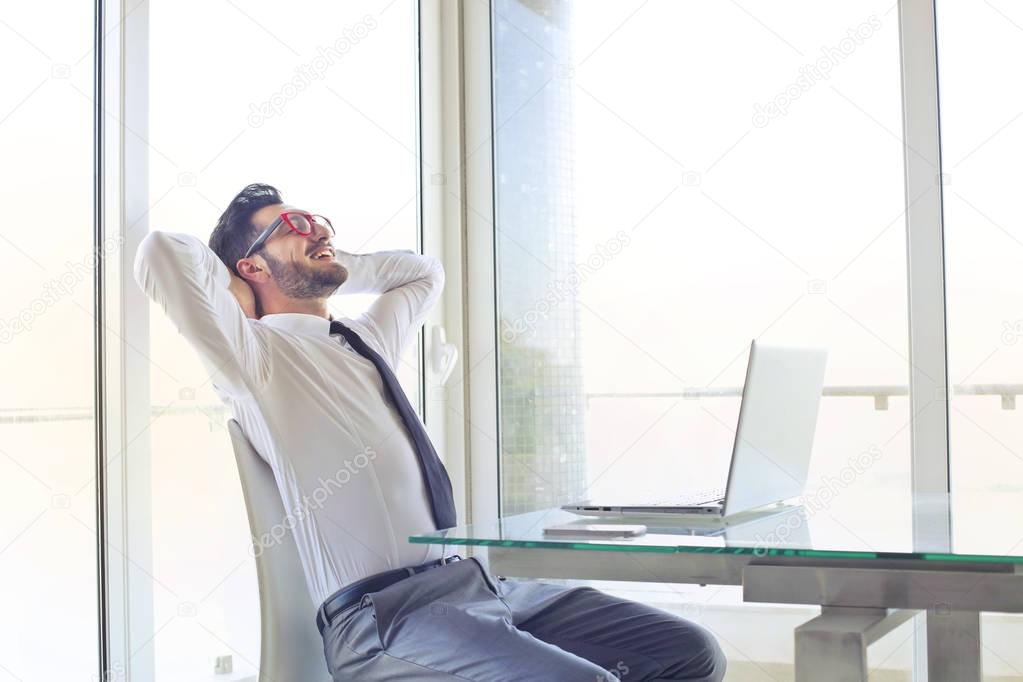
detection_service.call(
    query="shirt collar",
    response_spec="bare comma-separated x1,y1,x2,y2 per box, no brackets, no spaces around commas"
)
259,312,333,337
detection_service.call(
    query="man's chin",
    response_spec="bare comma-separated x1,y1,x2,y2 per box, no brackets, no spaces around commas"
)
316,263,348,297
327,265,348,289
327,262,348,278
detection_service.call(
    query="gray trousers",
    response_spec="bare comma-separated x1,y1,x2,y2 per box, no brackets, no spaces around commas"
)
319,556,726,681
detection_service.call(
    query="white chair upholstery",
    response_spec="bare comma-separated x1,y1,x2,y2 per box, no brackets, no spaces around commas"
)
227,419,332,682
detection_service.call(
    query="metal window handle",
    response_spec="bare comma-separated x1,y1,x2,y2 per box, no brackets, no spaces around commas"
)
430,326,458,385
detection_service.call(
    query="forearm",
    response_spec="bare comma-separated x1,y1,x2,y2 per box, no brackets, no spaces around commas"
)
134,231,231,334
133,230,268,394
335,250,444,297
228,271,258,319
335,249,445,367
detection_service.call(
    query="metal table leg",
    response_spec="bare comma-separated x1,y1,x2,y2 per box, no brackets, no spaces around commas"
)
794,607,915,682
925,608,982,682
742,561,1016,682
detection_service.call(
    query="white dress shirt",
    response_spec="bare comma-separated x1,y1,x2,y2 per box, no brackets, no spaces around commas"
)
133,230,447,605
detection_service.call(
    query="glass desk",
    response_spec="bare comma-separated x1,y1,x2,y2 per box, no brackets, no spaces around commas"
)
411,496,1023,682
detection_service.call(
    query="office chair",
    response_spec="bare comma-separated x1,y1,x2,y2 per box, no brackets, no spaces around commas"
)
228,419,333,682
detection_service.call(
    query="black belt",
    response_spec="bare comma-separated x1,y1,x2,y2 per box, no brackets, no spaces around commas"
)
316,554,463,635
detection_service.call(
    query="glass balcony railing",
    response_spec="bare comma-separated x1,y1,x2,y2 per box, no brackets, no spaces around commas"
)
5,382,1021,426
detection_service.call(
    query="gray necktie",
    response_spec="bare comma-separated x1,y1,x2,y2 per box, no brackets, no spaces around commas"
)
329,319,457,530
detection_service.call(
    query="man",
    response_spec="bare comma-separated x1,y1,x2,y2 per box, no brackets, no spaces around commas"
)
134,183,726,681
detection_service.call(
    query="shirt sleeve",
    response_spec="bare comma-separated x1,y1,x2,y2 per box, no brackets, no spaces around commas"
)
133,230,271,398
334,250,445,370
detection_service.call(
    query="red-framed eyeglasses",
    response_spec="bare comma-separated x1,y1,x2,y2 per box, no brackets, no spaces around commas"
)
245,211,335,258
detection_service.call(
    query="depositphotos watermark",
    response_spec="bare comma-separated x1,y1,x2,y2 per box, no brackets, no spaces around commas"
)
93,662,126,682
250,446,377,557
599,660,631,681
0,234,125,344
752,444,883,555
1001,319,1023,345
247,15,378,128
752,15,882,128
500,230,632,343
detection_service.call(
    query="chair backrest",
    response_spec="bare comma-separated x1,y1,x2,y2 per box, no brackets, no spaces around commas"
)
227,419,332,682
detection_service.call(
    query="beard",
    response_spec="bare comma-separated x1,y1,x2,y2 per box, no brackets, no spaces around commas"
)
263,252,348,299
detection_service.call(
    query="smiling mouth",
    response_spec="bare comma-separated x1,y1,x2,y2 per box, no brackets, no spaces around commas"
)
309,246,335,260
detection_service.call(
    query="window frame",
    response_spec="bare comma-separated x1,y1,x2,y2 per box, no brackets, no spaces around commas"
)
452,0,503,530
99,1,441,680
97,0,157,678
899,0,952,550
453,0,953,541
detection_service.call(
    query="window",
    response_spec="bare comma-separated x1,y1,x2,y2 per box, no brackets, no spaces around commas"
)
938,1,1023,500
494,0,911,532
0,2,98,680
136,1,421,677
491,0,916,675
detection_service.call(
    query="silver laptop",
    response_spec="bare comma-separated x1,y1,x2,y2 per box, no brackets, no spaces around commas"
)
561,340,827,519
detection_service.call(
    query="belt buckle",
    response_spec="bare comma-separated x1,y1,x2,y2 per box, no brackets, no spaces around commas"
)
409,555,461,578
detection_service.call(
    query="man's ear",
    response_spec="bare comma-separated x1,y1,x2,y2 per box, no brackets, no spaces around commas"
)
235,256,271,286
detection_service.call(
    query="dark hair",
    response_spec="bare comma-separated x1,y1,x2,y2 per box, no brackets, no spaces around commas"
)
208,183,283,276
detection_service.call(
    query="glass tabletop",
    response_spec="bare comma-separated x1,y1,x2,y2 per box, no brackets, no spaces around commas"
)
410,491,1023,564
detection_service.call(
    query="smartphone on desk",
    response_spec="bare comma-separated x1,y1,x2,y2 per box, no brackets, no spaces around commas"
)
543,523,647,538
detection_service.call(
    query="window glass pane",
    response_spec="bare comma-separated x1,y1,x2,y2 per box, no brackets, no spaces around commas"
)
495,0,910,520
494,0,912,674
0,2,98,680
939,2,1023,498
143,1,419,678
937,4,1023,677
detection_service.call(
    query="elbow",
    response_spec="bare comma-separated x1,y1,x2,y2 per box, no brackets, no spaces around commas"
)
133,231,171,292
425,256,446,311
427,254,446,290
133,230,202,296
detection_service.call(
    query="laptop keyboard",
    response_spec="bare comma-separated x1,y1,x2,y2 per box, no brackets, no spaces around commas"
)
647,487,726,507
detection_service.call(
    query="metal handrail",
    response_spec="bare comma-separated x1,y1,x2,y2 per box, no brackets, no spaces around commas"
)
585,384,1023,410
0,402,230,424
3,383,1022,424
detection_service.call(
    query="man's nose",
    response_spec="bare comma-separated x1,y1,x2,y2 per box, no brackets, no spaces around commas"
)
310,220,331,241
